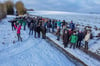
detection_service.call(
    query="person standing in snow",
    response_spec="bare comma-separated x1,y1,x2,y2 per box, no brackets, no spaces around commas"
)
51,20,55,32
14,23,22,41
56,26,61,41
68,29,73,40
9,19,16,31
36,23,41,38
29,22,34,35
41,25,46,39
62,20,66,28
47,21,51,32
76,31,84,48
84,31,91,50
34,22,38,38
22,18,26,30
56,20,62,28
62,29,69,48
69,31,78,49
69,21,75,31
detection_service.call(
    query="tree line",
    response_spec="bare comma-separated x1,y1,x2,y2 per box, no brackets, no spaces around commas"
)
0,1,26,20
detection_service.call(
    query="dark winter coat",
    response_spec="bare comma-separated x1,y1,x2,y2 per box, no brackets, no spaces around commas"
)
77,32,84,41
69,23,75,30
68,30,73,37
29,23,34,30
56,28,61,36
47,22,51,28
33,23,37,31
52,21,55,28
41,26,46,34
63,32,69,43
36,25,41,33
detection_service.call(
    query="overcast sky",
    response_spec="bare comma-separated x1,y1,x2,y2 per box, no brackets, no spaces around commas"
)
6,0,100,13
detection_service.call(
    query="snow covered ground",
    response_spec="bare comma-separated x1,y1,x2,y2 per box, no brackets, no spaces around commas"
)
46,33,100,66
28,11,100,56
0,16,75,66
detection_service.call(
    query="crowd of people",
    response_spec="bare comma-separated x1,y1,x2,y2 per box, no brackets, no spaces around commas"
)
9,15,93,50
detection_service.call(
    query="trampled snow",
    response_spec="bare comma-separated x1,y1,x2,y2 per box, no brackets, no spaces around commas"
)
0,16,75,66
46,33,100,66
28,11,100,56
0,11,100,66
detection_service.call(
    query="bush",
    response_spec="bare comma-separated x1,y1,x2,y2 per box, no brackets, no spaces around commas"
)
15,1,26,15
0,3,7,20
5,1,14,15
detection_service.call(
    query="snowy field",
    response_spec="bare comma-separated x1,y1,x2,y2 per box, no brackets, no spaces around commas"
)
28,11,100,56
0,16,75,66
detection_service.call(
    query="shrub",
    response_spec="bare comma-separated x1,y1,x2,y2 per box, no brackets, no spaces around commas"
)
15,1,26,15
5,1,14,15
0,3,7,20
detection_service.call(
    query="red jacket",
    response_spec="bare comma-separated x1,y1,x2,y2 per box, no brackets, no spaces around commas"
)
14,25,21,34
69,30,73,37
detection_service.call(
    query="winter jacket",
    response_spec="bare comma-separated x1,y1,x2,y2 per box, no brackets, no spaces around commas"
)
41,26,46,34
37,25,41,33
63,32,69,43
34,23,37,31
47,22,51,28
29,23,34,30
69,23,75,30
14,24,21,34
52,21,55,28
56,28,61,36
22,21,26,26
56,21,61,27
84,33,90,42
78,32,84,41
18,19,23,25
68,30,73,37
69,34,78,44
44,22,47,27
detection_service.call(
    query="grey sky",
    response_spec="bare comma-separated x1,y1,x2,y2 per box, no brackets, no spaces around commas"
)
13,0,100,13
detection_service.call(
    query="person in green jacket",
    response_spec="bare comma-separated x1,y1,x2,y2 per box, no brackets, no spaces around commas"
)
69,32,78,49
56,20,62,28
18,19,23,26
22,20,26,30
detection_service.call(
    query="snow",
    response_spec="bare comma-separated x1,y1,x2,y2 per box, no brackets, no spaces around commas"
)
0,10,100,66
28,11,100,56
0,16,75,66
46,33,100,66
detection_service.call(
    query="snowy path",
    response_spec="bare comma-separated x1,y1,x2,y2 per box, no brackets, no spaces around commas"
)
0,16,75,66
46,33,100,66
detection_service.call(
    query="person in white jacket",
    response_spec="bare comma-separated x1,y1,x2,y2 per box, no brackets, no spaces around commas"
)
84,31,91,50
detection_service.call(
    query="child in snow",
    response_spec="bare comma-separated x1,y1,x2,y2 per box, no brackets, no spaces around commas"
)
14,23,22,41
